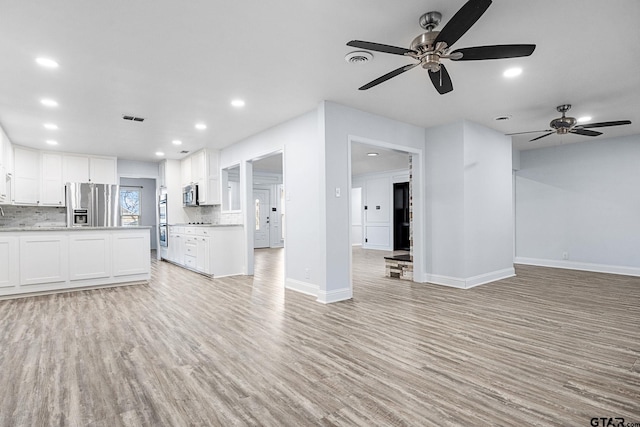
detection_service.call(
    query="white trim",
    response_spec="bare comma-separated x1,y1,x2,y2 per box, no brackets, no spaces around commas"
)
285,278,318,297
514,257,640,277
424,267,516,289
317,287,352,304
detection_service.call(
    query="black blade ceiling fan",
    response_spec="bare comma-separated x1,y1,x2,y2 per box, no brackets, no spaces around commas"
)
346,0,536,94
508,104,632,142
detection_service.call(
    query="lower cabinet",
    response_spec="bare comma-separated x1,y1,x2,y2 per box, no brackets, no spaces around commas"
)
0,237,19,290
69,234,111,281
20,235,69,286
162,226,242,277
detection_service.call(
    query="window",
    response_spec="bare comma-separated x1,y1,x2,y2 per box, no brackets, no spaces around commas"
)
120,187,141,226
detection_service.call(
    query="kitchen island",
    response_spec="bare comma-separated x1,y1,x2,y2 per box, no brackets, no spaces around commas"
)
0,226,151,299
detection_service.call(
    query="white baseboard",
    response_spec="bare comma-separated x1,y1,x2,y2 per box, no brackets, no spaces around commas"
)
285,278,318,297
424,267,516,289
514,257,640,277
317,287,353,304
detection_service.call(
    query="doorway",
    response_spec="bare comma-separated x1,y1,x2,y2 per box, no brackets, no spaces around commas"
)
253,188,270,248
393,182,410,251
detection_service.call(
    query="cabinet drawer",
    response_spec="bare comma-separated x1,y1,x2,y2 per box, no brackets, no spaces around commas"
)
185,227,195,235
196,228,212,237
184,255,196,268
184,243,196,255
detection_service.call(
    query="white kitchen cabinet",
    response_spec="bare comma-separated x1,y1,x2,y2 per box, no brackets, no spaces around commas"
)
178,149,220,205
158,160,166,187
181,157,191,186
195,235,210,273
13,147,40,205
112,231,150,276
62,154,117,184
19,235,68,286
90,156,117,184
62,154,90,183
0,237,19,291
69,234,111,281
162,225,242,277
0,129,8,203
40,152,65,206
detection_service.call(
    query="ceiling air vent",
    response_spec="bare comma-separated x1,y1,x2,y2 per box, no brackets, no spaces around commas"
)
180,150,190,154
494,115,512,121
345,51,373,64
122,114,145,122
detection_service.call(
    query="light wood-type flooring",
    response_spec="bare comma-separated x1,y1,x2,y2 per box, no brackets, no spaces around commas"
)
1,248,639,426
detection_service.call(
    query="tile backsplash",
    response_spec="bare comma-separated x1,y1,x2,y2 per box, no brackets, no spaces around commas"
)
182,205,243,225
0,205,66,227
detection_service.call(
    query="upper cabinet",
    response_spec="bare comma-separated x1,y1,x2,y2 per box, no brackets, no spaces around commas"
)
0,128,12,203
62,154,117,184
13,147,40,205
41,152,64,206
11,145,118,206
180,149,220,205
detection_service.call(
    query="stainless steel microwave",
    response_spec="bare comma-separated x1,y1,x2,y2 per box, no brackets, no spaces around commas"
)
183,184,198,206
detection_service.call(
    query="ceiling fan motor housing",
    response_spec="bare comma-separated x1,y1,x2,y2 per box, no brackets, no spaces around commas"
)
550,116,576,134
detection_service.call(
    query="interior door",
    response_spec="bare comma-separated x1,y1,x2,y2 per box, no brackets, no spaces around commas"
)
253,188,270,248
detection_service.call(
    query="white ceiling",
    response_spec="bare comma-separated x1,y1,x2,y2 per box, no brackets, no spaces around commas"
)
1,1,639,162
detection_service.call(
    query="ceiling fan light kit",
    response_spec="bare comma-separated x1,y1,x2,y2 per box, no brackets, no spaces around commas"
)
346,0,536,94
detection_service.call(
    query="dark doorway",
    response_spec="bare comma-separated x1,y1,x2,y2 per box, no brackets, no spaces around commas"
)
393,182,410,251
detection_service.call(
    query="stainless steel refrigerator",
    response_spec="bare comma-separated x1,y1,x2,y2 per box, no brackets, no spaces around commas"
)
66,183,121,227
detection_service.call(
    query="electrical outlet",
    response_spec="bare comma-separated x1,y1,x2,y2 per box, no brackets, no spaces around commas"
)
562,252,569,260
335,187,341,198
305,268,310,279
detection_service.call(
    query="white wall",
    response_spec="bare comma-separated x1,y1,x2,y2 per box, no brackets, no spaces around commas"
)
219,109,321,293
323,101,426,302
424,120,514,287
515,134,640,276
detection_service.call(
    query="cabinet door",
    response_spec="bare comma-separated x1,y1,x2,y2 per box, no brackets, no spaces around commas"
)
41,152,65,206
69,234,111,281
0,164,7,202
181,157,192,186
0,237,19,291
196,236,210,273
19,235,68,286
63,154,90,183
90,157,117,184
112,232,150,276
14,147,40,205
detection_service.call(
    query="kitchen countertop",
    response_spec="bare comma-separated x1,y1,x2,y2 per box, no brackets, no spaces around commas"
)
0,226,153,232
169,223,243,227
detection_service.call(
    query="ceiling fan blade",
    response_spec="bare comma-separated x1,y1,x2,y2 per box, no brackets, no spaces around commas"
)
579,120,631,129
506,129,552,136
529,132,555,142
347,40,416,56
434,0,492,47
450,44,536,61
571,128,602,137
358,63,419,90
429,65,453,94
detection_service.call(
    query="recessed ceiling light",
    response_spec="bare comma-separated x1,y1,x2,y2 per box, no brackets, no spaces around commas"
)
43,123,58,130
195,123,207,130
40,98,58,107
503,67,522,78
35,57,59,68
577,116,592,123
45,140,58,146
231,99,245,108
172,140,182,145
367,152,379,157
155,151,165,156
